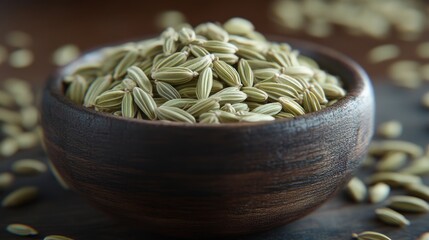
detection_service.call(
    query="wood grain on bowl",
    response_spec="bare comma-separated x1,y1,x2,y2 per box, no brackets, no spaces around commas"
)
41,38,374,238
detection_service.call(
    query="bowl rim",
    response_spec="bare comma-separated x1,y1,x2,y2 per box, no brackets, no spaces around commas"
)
45,35,371,129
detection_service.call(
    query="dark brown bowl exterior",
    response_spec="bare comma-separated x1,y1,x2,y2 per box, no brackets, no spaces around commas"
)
41,37,374,238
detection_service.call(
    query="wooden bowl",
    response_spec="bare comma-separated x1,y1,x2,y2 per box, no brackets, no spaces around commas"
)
41,37,374,238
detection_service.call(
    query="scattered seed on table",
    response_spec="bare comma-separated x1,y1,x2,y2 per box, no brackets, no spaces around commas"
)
12,159,47,175
52,44,80,66
418,232,429,240
271,0,425,40
368,44,400,63
361,155,375,168
388,195,429,213
369,140,423,159
377,120,402,139
223,17,254,35
47,160,69,190
406,183,429,201
305,19,332,38
44,235,74,240
369,182,390,203
368,172,422,187
375,207,410,227
400,156,429,175
63,18,347,123
388,60,421,89
0,138,19,157
420,63,429,81
422,92,429,109
155,10,187,29
8,49,34,68
5,31,32,47
376,152,407,172
14,132,39,149
20,106,39,129
417,42,429,58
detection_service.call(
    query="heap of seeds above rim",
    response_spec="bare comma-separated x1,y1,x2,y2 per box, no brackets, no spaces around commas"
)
62,18,346,123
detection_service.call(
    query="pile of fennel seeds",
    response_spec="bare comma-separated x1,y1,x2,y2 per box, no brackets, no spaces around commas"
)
63,18,346,123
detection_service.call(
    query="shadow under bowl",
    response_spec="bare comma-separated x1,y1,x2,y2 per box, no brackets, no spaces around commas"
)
41,36,374,238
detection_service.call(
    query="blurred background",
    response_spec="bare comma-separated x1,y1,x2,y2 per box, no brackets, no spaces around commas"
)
1,0,429,239
0,0,428,85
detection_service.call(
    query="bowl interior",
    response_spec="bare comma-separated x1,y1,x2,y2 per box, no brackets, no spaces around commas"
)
47,36,370,128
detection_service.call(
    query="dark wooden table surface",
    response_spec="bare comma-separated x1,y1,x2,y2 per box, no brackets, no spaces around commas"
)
0,1,429,239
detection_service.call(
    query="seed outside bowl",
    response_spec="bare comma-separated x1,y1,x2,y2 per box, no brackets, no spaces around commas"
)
41,37,374,238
